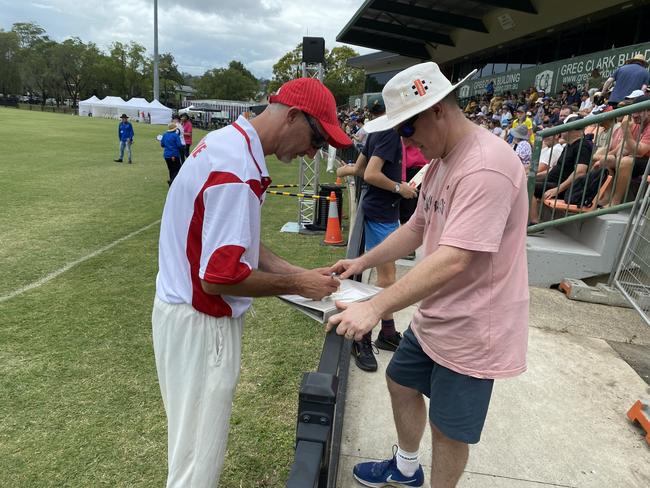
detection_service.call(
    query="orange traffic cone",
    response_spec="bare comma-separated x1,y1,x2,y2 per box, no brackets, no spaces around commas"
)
324,191,343,245
335,175,343,185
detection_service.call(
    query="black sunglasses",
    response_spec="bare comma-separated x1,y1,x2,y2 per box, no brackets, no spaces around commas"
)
396,113,419,138
303,112,328,150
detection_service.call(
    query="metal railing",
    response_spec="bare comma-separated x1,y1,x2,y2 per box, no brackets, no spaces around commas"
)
285,328,352,488
285,182,365,488
527,99,650,234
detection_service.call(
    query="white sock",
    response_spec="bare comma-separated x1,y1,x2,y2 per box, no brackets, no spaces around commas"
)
396,446,419,477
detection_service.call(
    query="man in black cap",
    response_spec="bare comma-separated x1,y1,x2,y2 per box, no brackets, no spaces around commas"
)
115,114,134,163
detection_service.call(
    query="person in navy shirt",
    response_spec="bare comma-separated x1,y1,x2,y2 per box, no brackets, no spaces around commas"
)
336,102,417,372
114,113,134,163
160,122,185,185
603,54,650,108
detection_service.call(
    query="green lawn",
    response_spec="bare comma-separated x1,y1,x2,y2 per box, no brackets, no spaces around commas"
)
0,107,347,487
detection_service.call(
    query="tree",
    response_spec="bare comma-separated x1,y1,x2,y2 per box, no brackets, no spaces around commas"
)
323,46,364,105
268,44,303,93
11,22,47,49
51,38,101,106
125,42,148,98
156,52,184,106
269,43,363,104
19,37,59,103
196,60,259,101
0,30,22,95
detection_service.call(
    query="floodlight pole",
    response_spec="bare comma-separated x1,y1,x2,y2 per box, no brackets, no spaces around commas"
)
153,0,160,101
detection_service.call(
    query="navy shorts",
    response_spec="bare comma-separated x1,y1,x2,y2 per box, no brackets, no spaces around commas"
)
386,327,494,444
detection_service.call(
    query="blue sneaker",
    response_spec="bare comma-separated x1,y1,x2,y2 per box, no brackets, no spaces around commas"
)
353,451,424,487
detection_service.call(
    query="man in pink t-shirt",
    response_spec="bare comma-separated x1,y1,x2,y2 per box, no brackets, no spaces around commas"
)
327,62,528,488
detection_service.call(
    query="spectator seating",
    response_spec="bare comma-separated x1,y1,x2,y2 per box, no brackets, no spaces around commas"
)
543,175,612,213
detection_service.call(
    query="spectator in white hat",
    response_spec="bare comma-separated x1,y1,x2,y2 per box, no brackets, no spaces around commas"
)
327,61,529,488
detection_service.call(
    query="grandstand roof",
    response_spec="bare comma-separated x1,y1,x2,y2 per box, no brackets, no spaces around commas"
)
337,0,645,70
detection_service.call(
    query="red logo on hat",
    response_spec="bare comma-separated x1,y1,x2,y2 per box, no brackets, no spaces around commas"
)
412,79,428,97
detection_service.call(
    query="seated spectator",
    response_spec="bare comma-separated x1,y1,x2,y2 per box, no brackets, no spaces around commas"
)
533,99,545,125
542,97,553,117
559,89,569,105
537,134,566,179
593,100,632,166
566,84,581,106
479,97,489,115
548,105,561,126
511,105,534,144
464,98,478,114
587,68,605,93
587,105,615,152
557,106,575,144
510,124,532,167
489,95,503,114
529,114,592,224
600,94,650,206
500,105,513,127
603,54,649,108
352,116,367,152
489,117,504,138
579,92,593,112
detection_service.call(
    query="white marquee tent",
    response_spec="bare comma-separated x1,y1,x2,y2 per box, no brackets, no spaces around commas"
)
92,96,128,119
78,96,172,124
122,97,151,122
148,99,173,125
78,95,100,116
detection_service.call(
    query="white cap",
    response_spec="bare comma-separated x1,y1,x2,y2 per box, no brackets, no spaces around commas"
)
363,62,477,133
626,89,645,99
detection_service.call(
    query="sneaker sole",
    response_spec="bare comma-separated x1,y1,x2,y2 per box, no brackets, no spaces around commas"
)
375,339,398,352
354,357,378,372
353,473,423,487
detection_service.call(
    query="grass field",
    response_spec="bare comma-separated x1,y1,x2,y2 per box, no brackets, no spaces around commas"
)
0,107,347,487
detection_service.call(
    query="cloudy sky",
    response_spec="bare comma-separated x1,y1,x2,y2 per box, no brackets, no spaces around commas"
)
1,0,374,79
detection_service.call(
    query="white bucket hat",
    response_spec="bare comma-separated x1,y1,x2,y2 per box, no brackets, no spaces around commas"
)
363,62,477,133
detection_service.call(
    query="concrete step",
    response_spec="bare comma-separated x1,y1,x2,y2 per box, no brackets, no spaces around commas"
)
561,211,629,255
527,212,630,287
527,228,603,286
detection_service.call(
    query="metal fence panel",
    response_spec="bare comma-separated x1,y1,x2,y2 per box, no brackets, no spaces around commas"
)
613,182,650,326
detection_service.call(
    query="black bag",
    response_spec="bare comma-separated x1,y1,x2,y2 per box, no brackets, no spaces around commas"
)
565,169,607,206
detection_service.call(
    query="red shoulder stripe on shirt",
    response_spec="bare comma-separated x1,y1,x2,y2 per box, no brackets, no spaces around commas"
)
186,171,260,317
204,245,252,284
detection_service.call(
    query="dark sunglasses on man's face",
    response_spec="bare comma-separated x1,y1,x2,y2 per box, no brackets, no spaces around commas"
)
303,112,328,150
396,113,419,138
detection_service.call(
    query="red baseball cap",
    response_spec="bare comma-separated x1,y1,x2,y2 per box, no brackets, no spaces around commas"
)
269,78,352,149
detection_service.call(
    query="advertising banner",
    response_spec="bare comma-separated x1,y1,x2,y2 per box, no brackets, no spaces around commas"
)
457,41,650,99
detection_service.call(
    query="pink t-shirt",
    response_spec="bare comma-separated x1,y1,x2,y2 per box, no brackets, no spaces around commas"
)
183,120,193,145
405,127,529,379
401,144,429,181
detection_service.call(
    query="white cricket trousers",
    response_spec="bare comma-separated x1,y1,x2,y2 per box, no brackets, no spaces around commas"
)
152,296,244,488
